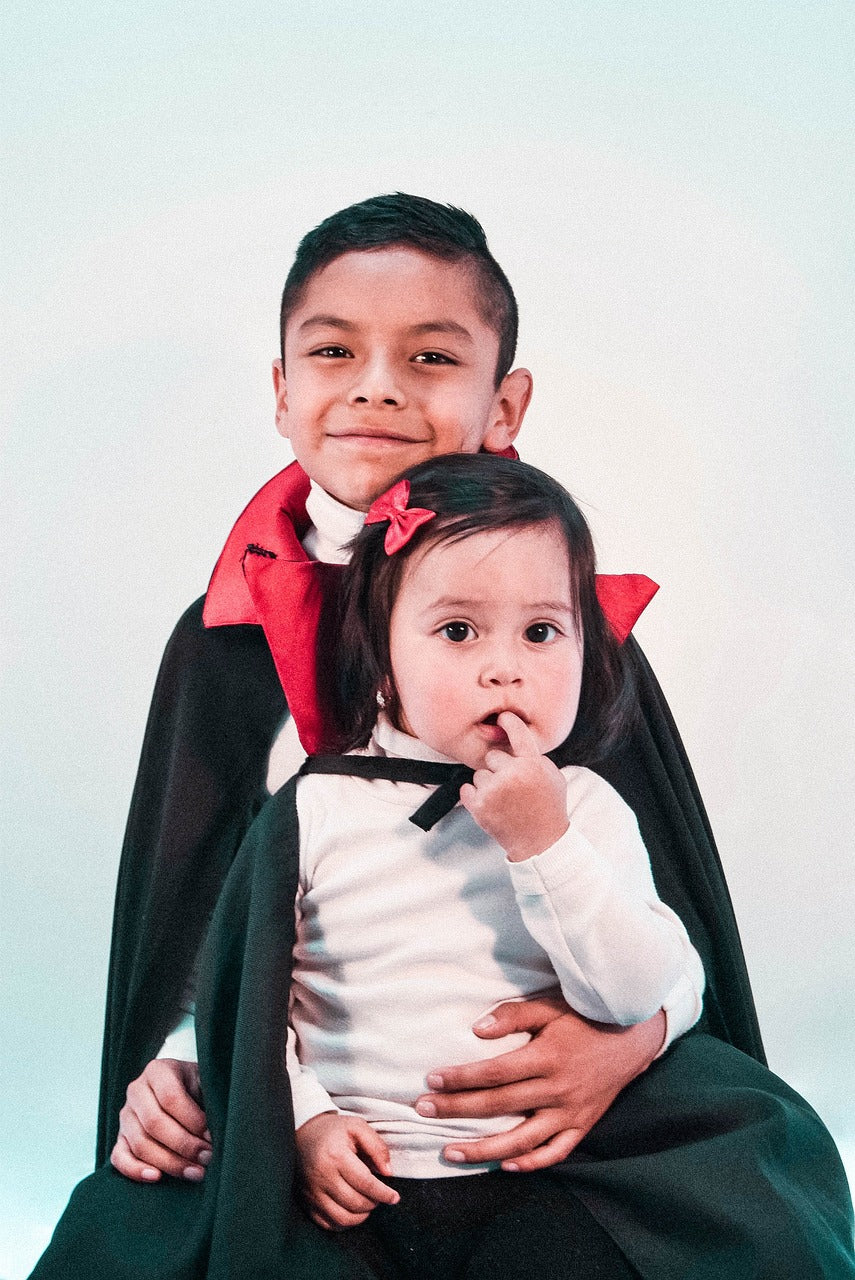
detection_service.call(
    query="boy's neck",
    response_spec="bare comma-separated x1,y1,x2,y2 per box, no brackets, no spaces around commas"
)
303,481,365,565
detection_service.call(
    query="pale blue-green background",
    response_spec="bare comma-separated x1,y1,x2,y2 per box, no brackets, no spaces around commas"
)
3,3,853,1274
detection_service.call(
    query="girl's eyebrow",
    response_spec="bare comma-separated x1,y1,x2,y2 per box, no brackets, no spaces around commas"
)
423,597,575,614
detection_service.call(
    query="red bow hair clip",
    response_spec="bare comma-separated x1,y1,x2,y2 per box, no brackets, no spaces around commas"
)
365,479,437,554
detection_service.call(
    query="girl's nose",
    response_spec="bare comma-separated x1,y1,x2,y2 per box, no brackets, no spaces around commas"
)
478,647,523,687
347,356,407,408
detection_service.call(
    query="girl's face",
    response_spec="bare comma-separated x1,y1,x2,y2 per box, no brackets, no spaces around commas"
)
387,521,583,769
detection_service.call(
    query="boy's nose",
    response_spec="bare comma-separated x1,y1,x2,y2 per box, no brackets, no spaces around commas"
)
348,357,407,408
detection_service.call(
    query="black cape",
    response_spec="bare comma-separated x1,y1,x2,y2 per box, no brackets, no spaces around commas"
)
32,757,855,1278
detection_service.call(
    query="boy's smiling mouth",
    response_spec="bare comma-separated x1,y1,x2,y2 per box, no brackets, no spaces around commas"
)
330,426,429,444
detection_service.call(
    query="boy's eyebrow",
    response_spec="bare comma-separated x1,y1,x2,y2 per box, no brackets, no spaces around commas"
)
296,315,475,343
297,314,358,334
407,321,475,343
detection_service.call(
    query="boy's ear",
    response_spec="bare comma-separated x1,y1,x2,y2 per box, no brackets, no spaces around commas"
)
272,359,289,438
482,367,533,454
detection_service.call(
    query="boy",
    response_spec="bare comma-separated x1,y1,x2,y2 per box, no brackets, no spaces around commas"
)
33,195,853,1278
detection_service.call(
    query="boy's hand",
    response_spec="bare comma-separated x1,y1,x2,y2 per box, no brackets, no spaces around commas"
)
416,992,666,1171
296,1112,400,1231
459,712,569,861
110,1059,212,1183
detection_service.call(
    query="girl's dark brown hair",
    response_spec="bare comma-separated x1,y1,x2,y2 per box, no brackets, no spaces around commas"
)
336,453,637,763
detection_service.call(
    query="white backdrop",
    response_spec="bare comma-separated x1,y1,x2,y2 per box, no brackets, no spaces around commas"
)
3,3,853,1274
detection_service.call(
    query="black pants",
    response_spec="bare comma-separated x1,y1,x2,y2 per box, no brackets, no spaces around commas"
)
335,1171,641,1279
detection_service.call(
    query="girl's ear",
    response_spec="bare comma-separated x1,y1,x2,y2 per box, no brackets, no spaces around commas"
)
376,675,395,708
377,675,401,727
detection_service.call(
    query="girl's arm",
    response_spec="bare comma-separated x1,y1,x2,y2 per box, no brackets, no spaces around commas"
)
285,1025,341,1129
286,1027,399,1230
460,712,704,1031
507,796,704,1028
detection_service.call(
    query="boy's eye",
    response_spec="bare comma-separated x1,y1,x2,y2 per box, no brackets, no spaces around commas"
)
412,351,456,365
441,622,473,642
311,345,352,358
525,623,559,643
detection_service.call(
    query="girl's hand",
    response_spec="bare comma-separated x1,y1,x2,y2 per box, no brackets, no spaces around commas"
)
110,1058,211,1183
459,712,569,861
296,1112,400,1231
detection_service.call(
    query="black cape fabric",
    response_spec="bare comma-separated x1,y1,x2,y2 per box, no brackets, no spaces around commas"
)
32,763,855,1279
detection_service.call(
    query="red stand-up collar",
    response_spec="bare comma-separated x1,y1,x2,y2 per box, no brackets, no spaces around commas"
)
204,462,343,753
202,461,658,753
595,574,659,644
204,462,314,628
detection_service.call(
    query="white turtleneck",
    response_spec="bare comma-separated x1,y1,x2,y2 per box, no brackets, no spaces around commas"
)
286,715,704,1177
302,480,366,567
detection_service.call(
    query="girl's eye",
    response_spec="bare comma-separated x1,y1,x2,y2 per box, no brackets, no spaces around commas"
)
412,351,456,365
441,622,473,643
525,623,558,643
311,345,352,358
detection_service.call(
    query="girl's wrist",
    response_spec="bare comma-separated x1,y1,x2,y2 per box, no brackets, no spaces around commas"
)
504,819,570,863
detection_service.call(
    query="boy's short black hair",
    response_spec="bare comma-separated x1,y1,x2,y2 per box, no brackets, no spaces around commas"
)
280,193,518,386
336,453,637,763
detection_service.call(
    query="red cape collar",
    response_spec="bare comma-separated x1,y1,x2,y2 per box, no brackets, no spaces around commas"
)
203,460,658,752
204,462,343,753
204,462,315,628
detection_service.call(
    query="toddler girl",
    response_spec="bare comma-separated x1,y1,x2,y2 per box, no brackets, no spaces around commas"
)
285,453,704,1269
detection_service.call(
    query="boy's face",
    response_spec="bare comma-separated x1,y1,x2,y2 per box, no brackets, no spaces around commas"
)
273,247,532,511
388,522,583,770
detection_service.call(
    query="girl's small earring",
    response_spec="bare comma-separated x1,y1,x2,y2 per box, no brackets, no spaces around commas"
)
376,688,387,709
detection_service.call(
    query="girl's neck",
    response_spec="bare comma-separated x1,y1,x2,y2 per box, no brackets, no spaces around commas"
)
372,714,460,765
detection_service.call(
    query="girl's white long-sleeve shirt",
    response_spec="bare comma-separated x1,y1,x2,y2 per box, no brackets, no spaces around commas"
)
286,718,704,1177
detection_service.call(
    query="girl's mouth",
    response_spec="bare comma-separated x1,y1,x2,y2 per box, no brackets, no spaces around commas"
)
478,714,512,748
